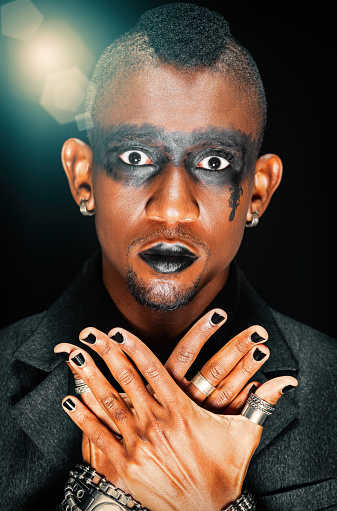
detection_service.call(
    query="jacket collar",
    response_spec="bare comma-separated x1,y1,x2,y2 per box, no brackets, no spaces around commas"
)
221,267,299,456
11,257,299,462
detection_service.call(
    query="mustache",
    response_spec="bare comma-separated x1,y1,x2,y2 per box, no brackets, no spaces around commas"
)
127,225,210,255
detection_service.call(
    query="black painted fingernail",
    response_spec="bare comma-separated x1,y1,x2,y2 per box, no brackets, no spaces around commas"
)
71,353,85,367
281,385,296,394
249,384,258,395
58,352,69,361
253,348,266,361
81,333,96,345
251,332,265,343
63,398,76,411
210,312,225,325
110,332,124,344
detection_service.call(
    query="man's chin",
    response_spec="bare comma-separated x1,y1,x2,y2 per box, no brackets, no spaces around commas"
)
127,267,201,312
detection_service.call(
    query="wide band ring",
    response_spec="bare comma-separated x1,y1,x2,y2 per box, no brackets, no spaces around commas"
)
190,371,216,397
74,378,91,395
241,393,275,426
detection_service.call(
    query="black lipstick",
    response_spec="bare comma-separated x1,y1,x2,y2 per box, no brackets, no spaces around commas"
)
139,242,198,274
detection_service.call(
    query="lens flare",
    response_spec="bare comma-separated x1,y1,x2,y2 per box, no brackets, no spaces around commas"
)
40,67,89,125
1,0,43,42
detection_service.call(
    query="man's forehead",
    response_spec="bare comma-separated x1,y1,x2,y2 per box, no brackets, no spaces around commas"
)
94,65,259,140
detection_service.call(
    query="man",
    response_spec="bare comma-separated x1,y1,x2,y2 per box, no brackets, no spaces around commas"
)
0,3,336,510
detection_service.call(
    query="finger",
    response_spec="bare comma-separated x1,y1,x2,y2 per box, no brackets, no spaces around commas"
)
107,327,186,407
67,348,135,435
203,344,269,409
79,327,156,414
165,308,227,386
187,325,268,403
54,342,82,378
82,433,91,465
62,395,124,461
81,386,122,434
255,376,298,405
223,382,261,415
55,342,121,431
54,342,79,356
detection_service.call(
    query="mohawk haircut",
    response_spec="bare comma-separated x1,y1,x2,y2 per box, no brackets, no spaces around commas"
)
86,3,267,149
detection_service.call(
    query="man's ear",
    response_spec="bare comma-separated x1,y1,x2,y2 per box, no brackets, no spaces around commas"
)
61,138,95,211
247,154,283,221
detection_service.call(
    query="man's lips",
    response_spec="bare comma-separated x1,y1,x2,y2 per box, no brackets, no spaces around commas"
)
138,242,199,274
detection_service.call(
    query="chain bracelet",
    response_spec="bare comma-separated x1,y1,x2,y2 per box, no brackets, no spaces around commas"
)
58,464,255,511
58,464,150,511
222,489,256,511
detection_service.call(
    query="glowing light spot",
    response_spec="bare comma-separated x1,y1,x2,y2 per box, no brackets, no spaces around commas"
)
53,80,86,112
30,41,61,69
40,67,89,125
5,19,94,105
1,0,43,42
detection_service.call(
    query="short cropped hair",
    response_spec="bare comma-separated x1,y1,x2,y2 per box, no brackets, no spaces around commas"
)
86,3,267,149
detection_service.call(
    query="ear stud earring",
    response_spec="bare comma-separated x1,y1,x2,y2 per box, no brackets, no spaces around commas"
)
245,211,259,228
79,198,95,217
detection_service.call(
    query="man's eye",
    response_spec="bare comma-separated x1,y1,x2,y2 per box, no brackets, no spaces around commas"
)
197,155,230,170
119,150,153,166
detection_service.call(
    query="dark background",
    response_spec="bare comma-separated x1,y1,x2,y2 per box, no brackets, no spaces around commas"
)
1,1,335,338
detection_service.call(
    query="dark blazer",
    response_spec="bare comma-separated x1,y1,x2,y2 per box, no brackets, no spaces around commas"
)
0,259,336,511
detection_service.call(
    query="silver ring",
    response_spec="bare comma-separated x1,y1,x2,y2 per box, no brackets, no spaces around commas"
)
74,378,91,395
241,393,275,426
190,371,216,397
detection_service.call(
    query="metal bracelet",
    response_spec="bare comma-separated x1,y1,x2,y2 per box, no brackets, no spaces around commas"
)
58,466,255,511
221,489,256,511
58,464,150,511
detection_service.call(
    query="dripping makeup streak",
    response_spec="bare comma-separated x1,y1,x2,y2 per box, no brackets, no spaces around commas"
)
93,123,257,220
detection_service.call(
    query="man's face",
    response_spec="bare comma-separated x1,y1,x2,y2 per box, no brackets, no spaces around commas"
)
91,65,259,311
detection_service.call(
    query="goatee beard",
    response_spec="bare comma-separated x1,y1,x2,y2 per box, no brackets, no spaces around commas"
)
127,266,201,312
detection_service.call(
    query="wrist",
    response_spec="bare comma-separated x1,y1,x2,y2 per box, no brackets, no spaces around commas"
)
58,464,150,511
58,465,256,511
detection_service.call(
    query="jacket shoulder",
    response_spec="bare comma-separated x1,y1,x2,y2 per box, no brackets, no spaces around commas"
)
270,308,337,372
0,312,46,359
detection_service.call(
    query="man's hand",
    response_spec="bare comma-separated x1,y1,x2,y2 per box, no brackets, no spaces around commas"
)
56,307,269,488
55,309,297,511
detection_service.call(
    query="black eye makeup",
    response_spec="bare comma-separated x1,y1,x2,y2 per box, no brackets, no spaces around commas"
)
184,147,243,189
94,124,257,220
102,142,169,186
93,123,258,221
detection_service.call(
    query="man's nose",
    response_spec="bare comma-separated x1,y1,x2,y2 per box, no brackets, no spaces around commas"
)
145,166,200,224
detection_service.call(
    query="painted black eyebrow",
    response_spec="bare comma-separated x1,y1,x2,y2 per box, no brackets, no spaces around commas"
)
102,123,254,152
104,124,162,145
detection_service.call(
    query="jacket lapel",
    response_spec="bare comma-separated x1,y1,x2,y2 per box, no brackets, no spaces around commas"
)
213,266,299,456
11,275,83,464
11,362,81,464
253,381,298,456
241,270,299,456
